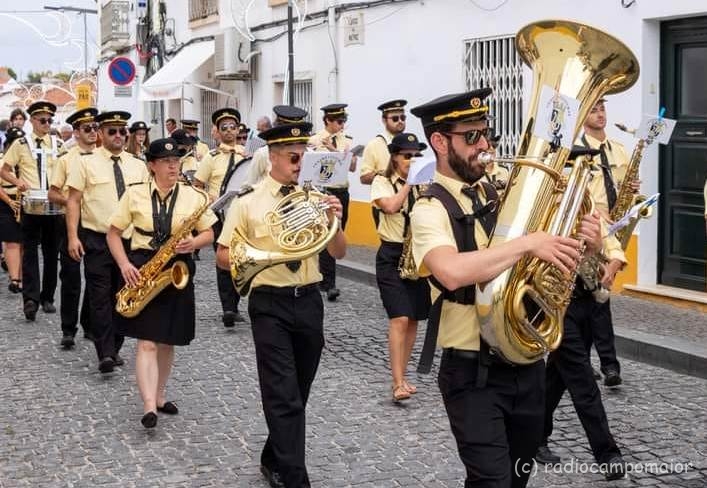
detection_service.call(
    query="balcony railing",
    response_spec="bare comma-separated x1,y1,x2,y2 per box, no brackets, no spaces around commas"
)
189,0,218,22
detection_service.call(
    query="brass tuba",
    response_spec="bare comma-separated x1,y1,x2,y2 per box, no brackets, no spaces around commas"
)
475,20,639,364
229,181,339,295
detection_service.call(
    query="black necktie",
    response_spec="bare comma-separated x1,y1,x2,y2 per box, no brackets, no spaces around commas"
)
462,185,494,237
332,135,338,149
111,155,126,199
279,185,300,272
598,143,618,210
219,152,236,196
35,138,45,190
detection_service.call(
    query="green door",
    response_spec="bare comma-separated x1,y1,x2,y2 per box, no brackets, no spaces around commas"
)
659,17,707,291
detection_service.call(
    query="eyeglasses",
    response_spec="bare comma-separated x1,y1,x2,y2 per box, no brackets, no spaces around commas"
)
398,153,418,160
80,124,99,134
106,127,128,136
219,123,238,132
442,128,489,145
386,114,406,123
35,117,53,125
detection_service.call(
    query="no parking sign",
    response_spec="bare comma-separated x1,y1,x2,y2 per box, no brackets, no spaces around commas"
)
108,57,136,86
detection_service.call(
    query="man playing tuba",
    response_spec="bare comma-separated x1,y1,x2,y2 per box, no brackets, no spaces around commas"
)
216,120,346,488
409,89,603,488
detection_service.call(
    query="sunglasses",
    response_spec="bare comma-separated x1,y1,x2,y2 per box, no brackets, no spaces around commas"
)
329,118,347,125
80,124,99,134
398,153,419,160
236,135,248,141
106,127,128,136
386,114,406,123
442,128,489,145
35,117,53,125
219,123,238,132
284,152,302,164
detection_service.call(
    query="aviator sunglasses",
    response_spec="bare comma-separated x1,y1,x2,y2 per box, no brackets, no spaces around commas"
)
442,127,489,145
80,123,99,134
34,117,54,125
106,127,128,136
219,123,239,132
386,114,406,123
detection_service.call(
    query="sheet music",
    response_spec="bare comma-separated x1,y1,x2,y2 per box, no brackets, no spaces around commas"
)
407,159,435,185
607,193,660,236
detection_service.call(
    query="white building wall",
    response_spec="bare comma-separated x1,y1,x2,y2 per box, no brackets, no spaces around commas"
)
217,0,707,289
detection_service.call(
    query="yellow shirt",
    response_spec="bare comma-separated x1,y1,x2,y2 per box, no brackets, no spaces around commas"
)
360,130,394,179
194,143,245,199
180,155,199,173
247,145,270,186
410,171,490,351
580,133,630,216
2,132,62,189
485,162,509,184
109,181,217,251
66,147,149,233
50,145,94,195
195,140,210,160
217,174,323,292
371,173,409,243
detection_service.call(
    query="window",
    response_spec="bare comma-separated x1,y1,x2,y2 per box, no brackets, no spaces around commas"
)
463,35,524,156
189,0,218,22
275,79,313,122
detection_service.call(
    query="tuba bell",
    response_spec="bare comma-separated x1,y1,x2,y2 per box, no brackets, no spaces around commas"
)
475,20,639,365
229,181,339,295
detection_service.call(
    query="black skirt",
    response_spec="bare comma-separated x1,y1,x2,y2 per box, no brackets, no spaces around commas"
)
114,250,196,346
0,199,22,243
375,241,431,320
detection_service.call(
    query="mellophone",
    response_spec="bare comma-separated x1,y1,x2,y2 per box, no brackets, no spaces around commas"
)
21,189,64,216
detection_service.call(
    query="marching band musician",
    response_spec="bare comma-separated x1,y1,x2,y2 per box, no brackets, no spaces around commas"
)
66,111,149,374
181,119,210,160
171,129,198,179
0,127,25,294
107,138,216,429
126,121,151,161
408,89,603,488
308,103,357,302
576,97,635,388
216,121,346,488
193,107,247,327
359,99,407,185
0,101,63,321
370,133,431,403
48,108,98,348
246,105,309,186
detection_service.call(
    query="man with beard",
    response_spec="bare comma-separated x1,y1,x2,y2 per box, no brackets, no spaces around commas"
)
409,88,603,488
359,99,407,185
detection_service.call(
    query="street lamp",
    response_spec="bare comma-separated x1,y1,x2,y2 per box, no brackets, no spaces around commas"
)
43,5,98,74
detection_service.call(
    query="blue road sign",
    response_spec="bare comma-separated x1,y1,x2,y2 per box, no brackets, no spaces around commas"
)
108,57,136,86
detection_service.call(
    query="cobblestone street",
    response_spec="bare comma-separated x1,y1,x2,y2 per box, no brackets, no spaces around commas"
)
0,249,705,487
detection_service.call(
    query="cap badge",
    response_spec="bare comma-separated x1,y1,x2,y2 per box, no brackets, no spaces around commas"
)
165,143,174,150
407,135,415,142
291,128,301,136
470,97,481,109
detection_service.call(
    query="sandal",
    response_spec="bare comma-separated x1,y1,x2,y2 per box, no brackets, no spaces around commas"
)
392,384,411,403
403,380,417,395
8,279,22,294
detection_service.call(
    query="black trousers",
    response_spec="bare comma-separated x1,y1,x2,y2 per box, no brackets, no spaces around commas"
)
248,286,324,488
543,293,621,464
82,229,124,361
20,213,60,304
212,220,240,314
438,353,545,488
590,298,621,375
318,187,349,291
58,218,91,336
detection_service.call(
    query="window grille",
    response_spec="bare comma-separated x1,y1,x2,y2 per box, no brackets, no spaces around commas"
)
463,35,524,156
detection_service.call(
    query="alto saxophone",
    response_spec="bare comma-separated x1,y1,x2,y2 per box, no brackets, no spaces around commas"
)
115,187,210,318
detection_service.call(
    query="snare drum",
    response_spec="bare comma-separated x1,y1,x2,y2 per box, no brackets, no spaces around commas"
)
22,189,65,216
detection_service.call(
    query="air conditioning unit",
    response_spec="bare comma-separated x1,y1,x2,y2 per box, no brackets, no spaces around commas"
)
215,27,253,80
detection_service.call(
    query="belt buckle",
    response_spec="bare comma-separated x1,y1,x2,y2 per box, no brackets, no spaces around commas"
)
293,285,303,298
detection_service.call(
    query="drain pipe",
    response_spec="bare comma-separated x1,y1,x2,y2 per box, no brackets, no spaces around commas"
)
327,2,339,101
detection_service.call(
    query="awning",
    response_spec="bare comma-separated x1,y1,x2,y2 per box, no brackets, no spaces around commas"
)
140,40,215,101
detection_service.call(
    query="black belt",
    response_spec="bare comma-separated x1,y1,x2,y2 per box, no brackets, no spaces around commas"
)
442,348,480,360
252,283,319,298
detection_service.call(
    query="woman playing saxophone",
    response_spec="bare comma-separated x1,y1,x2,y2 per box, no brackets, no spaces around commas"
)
107,138,217,429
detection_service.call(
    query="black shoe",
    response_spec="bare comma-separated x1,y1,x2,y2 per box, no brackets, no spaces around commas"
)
535,445,561,465
260,465,285,488
593,367,602,380
41,301,56,313
222,311,236,328
113,354,125,367
604,370,622,387
157,401,179,415
141,411,158,429
23,300,38,321
326,288,340,302
8,279,22,294
98,357,115,373
601,456,626,480
60,334,75,349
